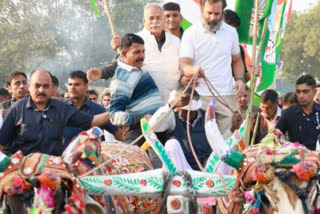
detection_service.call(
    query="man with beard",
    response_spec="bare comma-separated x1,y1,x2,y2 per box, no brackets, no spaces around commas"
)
88,3,181,102
276,75,320,150
0,71,28,117
179,0,245,135
0,68,112,156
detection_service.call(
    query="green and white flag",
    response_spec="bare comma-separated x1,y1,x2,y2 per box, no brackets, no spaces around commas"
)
257,0,293,91
235,0,274,44
235,0,293,91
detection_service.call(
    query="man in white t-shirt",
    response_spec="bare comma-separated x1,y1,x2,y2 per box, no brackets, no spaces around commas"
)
179,0,245,134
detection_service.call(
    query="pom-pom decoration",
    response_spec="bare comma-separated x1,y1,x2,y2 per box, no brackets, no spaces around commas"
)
293,161,317,181
252,164,275,184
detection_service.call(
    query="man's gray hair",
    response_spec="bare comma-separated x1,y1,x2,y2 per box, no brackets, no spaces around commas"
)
144,3,163,16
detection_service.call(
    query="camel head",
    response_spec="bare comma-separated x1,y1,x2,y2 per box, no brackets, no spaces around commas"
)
63,127,103,168
204,99,320,213
228,132,320,214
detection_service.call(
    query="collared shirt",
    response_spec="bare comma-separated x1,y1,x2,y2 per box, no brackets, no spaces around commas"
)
63,98,119,148
165,27,184,40
117,58,140,71
180,23,240,96
261,106,282,129
276,103,320,150
0,96,93,156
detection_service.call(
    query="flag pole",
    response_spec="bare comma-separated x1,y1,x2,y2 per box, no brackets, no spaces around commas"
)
243,0,260,147
102,0,120,53
250,18,268,146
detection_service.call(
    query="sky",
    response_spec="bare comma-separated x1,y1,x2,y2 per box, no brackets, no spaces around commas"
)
226,0,318,12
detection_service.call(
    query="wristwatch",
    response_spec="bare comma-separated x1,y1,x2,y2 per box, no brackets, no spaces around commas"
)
237,77,245,83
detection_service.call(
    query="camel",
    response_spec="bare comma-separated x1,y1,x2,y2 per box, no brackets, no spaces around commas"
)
0,127,161,214
63,127,161,214
205,100,320,214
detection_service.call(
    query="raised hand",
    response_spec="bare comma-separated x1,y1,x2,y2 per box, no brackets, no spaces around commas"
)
87,68,102,82
111,35,121,51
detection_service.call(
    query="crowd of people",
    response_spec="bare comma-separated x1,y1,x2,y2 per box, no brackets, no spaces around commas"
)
0,0,320,175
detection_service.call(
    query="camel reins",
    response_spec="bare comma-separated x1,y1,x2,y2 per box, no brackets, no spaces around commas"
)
275,171,316,214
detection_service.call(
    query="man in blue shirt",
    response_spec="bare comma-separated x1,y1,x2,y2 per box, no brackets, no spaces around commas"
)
276,75,320,150
63,70,122,148
0,68,111,156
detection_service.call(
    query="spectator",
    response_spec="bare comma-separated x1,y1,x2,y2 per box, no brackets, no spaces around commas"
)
0,88,10,103
49,73,61,99
0,68,111,156
179,0,245,135
282,92,297,110
64,91,70,100
64,71,123,148
276,75,320,150
163,2,184,39
251,89,281,144
88,89,99,103
101,89,111,110
278,95,283,109
0,71,28,117
314,84,320,104
237,86,259,120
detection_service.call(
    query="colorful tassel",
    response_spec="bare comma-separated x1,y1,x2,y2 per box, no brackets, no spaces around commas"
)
293,161,317,181
37,172,61,190
252,164,274,184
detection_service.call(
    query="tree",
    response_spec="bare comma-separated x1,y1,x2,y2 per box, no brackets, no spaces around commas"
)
0,0,61,84
280,2,320,81
0,0,152,88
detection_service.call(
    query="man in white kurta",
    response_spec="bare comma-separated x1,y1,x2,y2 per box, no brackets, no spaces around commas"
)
135,4,180,102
